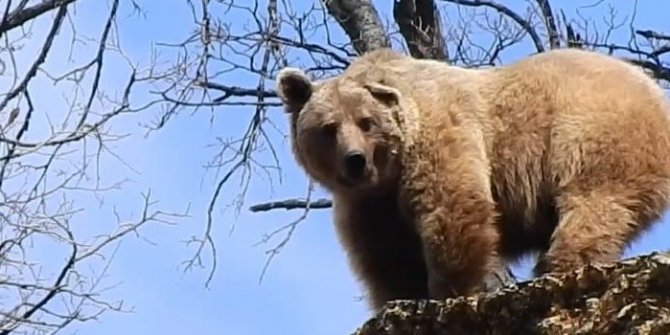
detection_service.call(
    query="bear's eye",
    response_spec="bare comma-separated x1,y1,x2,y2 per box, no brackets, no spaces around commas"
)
321,123,338,137
358,117,376,132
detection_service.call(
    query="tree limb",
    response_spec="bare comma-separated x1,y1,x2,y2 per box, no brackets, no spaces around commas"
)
636,29,670,42
0,0,78,36
322,0,390,54
249,198,333,212
626,58,670,82
441,0,546,53
535,0,559,49
560,10,583,49
393,0,449,60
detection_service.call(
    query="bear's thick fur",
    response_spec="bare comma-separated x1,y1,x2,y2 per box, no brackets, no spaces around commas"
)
275,48,670,311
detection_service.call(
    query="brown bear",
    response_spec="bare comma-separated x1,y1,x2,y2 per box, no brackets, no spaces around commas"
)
275,47,670,311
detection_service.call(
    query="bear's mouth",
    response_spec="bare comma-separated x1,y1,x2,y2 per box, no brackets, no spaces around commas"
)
337,170,374,189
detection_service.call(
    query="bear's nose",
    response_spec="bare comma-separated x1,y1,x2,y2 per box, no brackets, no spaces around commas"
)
343,150,367,180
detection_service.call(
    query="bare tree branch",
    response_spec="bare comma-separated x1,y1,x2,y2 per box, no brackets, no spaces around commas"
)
0,1,188,333
322,0,390,54
393,0,449,60
561,10,583,49
627,58,670,82
534,0,560,49
636,29,670,42
0,0,78,36
441,0,546,53
249,198,333,212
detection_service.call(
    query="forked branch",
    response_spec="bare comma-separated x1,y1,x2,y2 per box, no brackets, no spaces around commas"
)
393,0,449,60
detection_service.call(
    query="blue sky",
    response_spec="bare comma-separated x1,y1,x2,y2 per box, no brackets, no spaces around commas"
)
7,1,669,334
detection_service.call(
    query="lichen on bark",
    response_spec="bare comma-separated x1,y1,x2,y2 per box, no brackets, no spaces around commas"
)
352,252,670,335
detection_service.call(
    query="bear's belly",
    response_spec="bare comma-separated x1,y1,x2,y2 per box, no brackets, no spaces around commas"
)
488,140,559,259
493,195,559,260
487,104,558,259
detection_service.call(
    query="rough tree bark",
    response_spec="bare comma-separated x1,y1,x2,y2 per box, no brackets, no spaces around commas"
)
323,0,390,54
352,252,670,335
393,0,448,60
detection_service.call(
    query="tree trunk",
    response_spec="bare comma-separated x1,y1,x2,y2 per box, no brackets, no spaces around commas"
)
353,252,670,335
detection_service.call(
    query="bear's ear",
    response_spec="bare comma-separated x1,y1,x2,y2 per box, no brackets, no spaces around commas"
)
276,67,313,112
363,82,400,107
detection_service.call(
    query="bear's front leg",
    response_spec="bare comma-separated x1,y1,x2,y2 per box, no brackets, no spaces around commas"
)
402,125,501,300
332,194,429,311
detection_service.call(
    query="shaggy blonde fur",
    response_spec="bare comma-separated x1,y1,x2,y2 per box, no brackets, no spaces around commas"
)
275,48,670,310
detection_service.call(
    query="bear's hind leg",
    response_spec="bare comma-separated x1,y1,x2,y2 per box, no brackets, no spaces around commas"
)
534,177,669,276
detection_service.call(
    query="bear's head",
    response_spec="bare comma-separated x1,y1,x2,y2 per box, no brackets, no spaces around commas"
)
275,67,406,196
